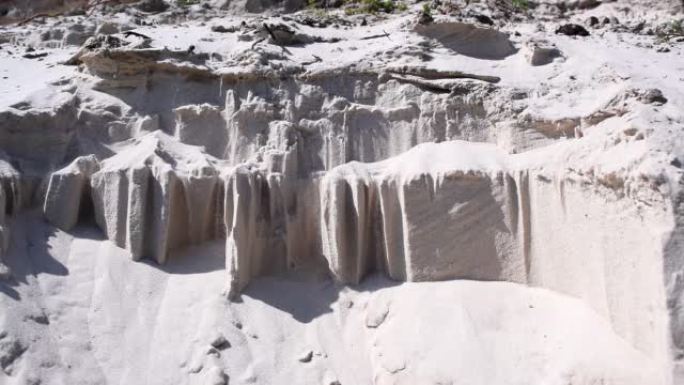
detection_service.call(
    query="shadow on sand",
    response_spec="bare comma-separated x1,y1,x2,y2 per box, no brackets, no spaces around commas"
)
1,213,73,300
241,272,402,324
153,240,226,275
0,212,398,327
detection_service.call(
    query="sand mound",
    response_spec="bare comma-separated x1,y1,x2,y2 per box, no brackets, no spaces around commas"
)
413,20,517,60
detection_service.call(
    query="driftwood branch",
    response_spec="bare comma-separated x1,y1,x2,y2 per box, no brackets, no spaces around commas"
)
250,37,266,50
388,67,501,84
387,74,451,94
261,23,292,55
301,55,322,65
361,30,391,40
263,24,279,44
123,31,152,40
17,12,55,26
22,52,49,59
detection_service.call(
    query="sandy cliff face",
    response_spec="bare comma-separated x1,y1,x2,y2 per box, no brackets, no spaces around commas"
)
87,132,224,262
0,0,684,384
0,156,21,280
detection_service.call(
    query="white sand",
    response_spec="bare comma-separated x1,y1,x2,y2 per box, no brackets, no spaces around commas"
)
0,214,662,384
0,0,683,384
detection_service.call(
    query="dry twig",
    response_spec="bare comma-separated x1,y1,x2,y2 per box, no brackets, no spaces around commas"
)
388,67,501,83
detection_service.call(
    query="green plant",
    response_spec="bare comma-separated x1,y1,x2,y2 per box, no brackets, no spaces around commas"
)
512,0,528,9
421,3,431,17
396,1,407,11
655,19,684,42
344,0,397,14
176,0,199,6
365,0,395,13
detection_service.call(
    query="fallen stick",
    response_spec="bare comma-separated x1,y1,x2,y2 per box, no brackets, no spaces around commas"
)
262,23,292,54
17,12,56,26
361,30,390,40
301,55,322,65
263,24,279,44
387,73,451,94
22,52,49,59
250,37,266,50
124,31,152,41
388,67,501,83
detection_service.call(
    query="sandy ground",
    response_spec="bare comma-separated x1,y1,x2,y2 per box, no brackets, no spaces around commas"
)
0,213,660,385
0,0,684,384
